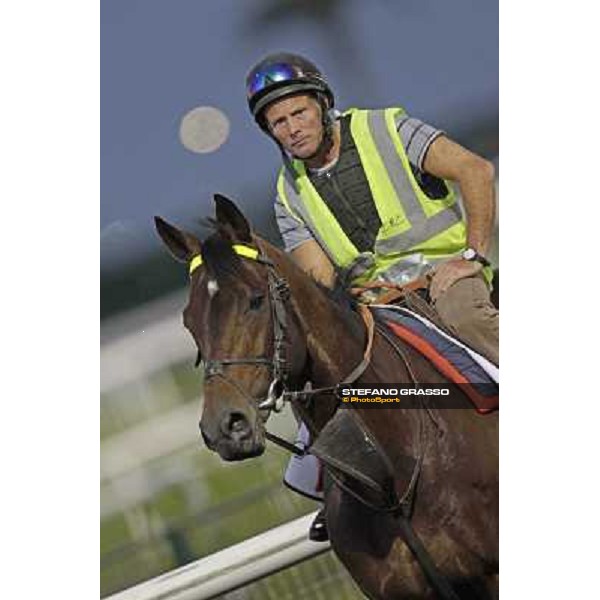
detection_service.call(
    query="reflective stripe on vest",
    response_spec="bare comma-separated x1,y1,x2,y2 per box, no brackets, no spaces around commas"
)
361,109,463,254
277,107,467,280
278,164,360,268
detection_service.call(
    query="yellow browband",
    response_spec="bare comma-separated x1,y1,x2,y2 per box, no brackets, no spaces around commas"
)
189,244,260,276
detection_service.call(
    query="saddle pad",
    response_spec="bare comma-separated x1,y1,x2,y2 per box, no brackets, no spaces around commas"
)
372,305,499,414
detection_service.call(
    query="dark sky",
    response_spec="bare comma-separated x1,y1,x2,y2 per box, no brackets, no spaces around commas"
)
101,0,498,271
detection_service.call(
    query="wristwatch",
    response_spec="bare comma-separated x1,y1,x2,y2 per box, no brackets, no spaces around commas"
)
461,247,491,267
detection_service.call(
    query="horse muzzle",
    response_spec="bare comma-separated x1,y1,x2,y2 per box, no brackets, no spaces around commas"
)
200,409,266,461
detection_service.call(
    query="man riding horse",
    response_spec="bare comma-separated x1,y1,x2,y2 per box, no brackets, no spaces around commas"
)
245,52,499,541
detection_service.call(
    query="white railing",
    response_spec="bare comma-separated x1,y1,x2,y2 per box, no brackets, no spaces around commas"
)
101,290,192,394
104,511,330,600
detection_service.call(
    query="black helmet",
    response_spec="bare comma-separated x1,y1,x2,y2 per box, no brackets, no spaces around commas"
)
246,53,334,127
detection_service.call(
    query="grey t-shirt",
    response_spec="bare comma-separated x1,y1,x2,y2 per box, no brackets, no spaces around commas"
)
274,113,444,252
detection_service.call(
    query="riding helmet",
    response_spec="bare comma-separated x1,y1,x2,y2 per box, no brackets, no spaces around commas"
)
246,52,334,129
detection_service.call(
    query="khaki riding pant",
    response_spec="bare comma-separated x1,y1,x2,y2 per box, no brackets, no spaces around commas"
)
433,275,499,365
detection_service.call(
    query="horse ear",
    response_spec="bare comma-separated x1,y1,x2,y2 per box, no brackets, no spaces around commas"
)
154,216,201,263
214,194,252,242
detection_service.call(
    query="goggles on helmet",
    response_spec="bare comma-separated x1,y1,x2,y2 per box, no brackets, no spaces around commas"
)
246,62,306,100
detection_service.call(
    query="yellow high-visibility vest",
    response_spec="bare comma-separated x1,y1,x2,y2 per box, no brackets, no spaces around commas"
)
277,107,469,285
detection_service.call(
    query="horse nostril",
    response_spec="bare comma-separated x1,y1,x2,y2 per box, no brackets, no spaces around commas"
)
221,412,252,441
231,417,246,433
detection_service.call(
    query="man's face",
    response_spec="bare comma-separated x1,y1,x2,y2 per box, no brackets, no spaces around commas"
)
264,94,324,159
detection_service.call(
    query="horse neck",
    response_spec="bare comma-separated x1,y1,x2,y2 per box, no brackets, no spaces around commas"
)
294,288,366,385
262,242,366,386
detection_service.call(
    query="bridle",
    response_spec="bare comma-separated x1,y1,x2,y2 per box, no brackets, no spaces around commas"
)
189,242,375,420
192,243,292,414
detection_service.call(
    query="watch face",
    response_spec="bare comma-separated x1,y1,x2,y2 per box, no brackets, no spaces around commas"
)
463,248,476,260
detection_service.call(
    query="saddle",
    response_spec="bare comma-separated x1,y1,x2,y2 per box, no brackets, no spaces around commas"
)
353,279,499,414
352,277,458,339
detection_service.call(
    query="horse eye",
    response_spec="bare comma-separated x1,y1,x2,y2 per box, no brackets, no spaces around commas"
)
194,350,202,368
249,294,265,311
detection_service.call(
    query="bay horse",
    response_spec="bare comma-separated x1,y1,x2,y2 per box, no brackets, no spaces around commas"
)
155,194,498,599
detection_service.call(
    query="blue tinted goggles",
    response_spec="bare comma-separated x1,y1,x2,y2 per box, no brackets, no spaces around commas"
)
247,63,306,98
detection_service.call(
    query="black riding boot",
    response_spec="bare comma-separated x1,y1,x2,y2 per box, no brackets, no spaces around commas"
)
309,508,328,542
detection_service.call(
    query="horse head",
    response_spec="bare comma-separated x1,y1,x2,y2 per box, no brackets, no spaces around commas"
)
155,194,307,461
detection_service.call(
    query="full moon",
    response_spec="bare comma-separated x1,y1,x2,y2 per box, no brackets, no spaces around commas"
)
179,106,230,154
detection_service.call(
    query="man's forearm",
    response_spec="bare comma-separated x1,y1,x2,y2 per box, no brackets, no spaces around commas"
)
457,160,496,256
290,239,336,288
422,135,496,257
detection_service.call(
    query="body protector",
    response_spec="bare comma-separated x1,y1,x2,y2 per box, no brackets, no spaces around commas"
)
277,107,468,286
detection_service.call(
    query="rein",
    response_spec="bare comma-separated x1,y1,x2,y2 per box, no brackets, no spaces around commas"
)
277,304,375,407
350,275,430,305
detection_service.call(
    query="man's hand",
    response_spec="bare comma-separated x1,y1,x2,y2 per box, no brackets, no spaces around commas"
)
429,258,482,302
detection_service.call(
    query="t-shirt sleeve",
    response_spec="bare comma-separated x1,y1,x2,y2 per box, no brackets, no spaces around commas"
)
274,194,314,252
395,113,444,170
